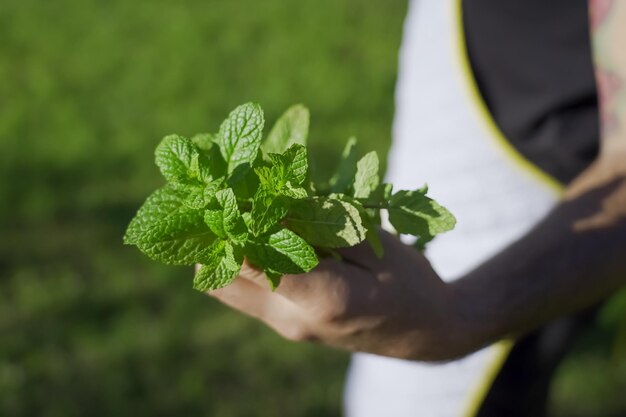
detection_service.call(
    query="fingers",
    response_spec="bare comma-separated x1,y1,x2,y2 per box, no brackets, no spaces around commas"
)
275,259,379,316
335,242,382,271
237,258,347,302
337,230,406,271
234,260,320,303
208,277,314,341
237,259,272,290
208,277,273,321
203,252,382,341
210,247,380,315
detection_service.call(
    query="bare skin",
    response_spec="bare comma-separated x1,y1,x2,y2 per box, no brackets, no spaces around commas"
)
205,1,626,361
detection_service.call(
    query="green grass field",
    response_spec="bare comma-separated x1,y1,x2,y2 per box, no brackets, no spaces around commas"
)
1,0,624,416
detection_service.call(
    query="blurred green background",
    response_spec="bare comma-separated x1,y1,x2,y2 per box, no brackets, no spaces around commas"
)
0,0,624,416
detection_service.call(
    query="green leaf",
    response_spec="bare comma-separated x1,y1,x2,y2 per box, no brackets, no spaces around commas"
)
387,190,456,249
352,151,379,199
266,229,318,272
248,148,308,236
226,168,258,202
363,218,384,257
330,194,383,257
183,187,207,210
263,270,284,290
285,196,366,248
362,182,393,223
191,133,215,151
217,103,265,174
329,137,358,193
281,144,308,186
268,144,308,186
206,144,228,179
124,185,219,265
204,188,248,242
124,185,187,245
155,135,211,184
264,145,309,199
281,185,308,199
189,134,228,179
263,104,310,154
183,178,224,209
249,186,289,236
373,182,394,202
125,103,457,292
246,228,318,289
193,241,243,291
254,166,275,188
134,217,218,265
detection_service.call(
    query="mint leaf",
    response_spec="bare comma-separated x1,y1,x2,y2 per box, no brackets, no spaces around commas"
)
189,133,228,178
155,135,211,185
183,178,224,209
204,188,248,242
263,270,284,290
281,185,308,199
265,144,309,198
280,144,308,186
249,186,289,236
331,194,383,257
193,240,243,291
286,197,366,247
134,216,217,265
265,228,318,272
126,185,218,265
227,154,261,200
363,182,393,223
217,103,265,174
206,144,228,179
254,166,275,189
191,133,215,151
330,137,358,193
388,190,456,249
246,228,318,289
352,151,379,199
126,103,456,292
363,217,384,257
263,104,309,154
267,144,308,186
370,182,394,203
124,185,188,245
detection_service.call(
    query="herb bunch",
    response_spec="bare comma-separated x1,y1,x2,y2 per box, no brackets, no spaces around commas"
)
124,103,455,291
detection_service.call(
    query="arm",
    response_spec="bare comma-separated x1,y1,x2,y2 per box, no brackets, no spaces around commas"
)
448,0,626,356
207,1,626,361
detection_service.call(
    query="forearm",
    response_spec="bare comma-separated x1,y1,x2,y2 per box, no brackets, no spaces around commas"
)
446,0,626,356
449,165,626,355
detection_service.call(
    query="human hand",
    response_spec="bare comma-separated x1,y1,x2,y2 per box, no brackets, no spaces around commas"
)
205,232,468,361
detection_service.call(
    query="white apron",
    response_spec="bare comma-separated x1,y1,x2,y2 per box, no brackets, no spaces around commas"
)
344,0,562,416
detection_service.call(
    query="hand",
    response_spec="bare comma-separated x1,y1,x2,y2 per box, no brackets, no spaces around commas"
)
205,232,467,361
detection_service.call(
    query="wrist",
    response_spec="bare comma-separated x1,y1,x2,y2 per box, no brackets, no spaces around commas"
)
446,278,503,356
400,279,488,362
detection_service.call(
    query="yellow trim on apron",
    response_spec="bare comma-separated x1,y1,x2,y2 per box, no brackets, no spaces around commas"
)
461,340,514,417
453,0,565,415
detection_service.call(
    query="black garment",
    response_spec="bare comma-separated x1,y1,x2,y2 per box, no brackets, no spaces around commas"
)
463,0,600,185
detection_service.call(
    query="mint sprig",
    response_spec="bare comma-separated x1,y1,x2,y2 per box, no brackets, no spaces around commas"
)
124,103,456,291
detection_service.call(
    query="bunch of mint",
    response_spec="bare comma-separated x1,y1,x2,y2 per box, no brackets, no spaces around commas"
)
124,103,455,291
